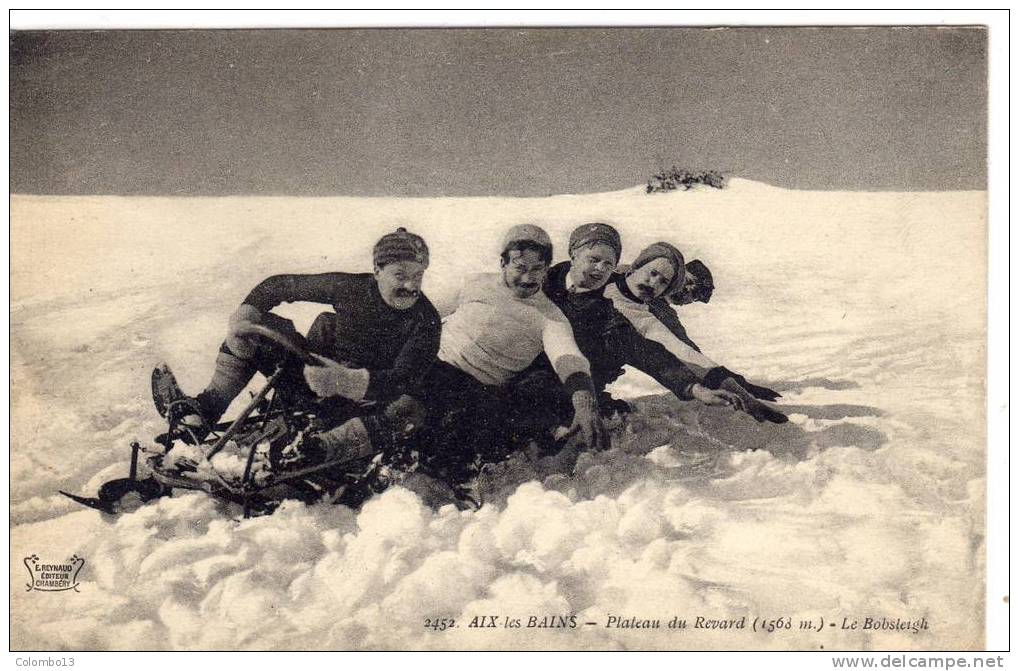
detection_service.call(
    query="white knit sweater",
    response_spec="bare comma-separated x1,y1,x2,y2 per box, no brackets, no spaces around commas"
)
440,273,591,386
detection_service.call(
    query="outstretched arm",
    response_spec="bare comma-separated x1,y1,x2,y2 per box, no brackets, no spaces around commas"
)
625,308,718,378
542,313,609,451
702,367,782,402
606,316,698,399
630,304,781,401
221,273,351,361
608,315,731,405
646,299,781,401
647,298,702,353
242,273,350,311
608,312,786,423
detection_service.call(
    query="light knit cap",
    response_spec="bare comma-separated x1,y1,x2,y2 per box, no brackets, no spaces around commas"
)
500,224,552,255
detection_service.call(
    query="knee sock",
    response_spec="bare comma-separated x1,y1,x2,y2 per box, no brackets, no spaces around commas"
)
196,344,258,423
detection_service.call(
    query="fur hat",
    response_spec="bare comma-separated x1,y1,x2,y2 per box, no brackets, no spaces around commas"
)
373,227,429,268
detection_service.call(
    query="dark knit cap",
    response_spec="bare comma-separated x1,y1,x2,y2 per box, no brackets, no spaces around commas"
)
373,227,429,268
568,222,622,261
629,241,686,295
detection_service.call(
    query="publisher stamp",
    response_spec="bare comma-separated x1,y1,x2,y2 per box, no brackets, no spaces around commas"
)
23,554,85,593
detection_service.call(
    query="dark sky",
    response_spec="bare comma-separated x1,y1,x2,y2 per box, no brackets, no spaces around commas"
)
9,27,987,196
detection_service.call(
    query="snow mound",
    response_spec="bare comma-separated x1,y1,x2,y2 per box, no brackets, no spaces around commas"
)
10,183,985,650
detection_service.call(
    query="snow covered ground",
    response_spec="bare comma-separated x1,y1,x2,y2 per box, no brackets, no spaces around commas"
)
10,180,986,650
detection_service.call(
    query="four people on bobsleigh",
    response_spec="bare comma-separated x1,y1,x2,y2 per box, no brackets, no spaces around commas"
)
153,222,786,496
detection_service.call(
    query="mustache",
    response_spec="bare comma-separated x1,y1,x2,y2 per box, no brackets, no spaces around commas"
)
393,289,420,298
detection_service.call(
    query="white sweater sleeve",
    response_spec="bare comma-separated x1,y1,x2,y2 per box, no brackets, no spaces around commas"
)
433,281,464,319
541,310,591,383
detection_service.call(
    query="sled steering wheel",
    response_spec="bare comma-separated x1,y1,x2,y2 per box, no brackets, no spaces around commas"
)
233,323,323,367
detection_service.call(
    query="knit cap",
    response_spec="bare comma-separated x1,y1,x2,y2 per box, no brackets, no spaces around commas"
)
373,227,429,268
568,222,622,261
501,224,552,256
629,241,686,295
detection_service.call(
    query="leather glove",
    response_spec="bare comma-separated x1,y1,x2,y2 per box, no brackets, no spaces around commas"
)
739,379,782,402
689,383,746,410
303,354,371,401
719,377,788,424
705,366,781,401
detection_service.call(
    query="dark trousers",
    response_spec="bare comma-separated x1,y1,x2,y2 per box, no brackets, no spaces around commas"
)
413,357,573,480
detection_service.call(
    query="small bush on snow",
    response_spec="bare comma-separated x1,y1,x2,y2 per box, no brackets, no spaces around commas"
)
646,167,727,193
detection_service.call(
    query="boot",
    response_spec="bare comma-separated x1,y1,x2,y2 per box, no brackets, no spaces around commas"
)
151,364,211,443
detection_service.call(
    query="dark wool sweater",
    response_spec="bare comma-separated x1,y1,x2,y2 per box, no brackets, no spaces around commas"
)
647,297,702,353
543,263,698,398
243,272,440,402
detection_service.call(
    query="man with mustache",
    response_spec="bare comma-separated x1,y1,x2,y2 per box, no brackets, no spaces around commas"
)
540,223,744,422
152,227,440,461
414,224,609,482
650,259,713,352
644,258,781,401
604,242,788,424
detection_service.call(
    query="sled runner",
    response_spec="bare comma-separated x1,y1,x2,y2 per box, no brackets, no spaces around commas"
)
60,324,480,518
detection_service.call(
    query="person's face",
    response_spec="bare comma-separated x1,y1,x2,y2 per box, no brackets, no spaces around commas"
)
625,257,678,302
375,260,426,309
501,248,549,298
670,273,700,305
569,242,618,291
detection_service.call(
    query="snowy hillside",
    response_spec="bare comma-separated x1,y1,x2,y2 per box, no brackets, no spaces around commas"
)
9,180,986,650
